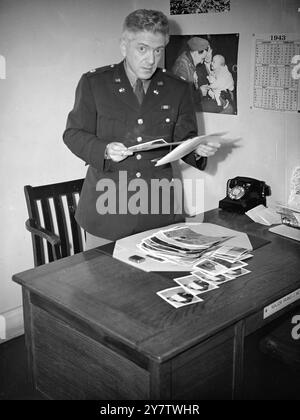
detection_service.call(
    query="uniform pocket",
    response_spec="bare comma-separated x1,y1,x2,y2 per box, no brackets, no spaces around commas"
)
97,106,127,139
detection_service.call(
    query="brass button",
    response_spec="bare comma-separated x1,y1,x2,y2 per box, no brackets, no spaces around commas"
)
137,118,143,125
136,172,141,178
165,118,171,123
136,154,142,160
137,136,143,143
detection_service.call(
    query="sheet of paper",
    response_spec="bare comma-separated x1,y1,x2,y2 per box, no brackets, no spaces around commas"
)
245,204,282,226
128,138,168,152
113,222,252,272
154,132,228,166
269,224,300,242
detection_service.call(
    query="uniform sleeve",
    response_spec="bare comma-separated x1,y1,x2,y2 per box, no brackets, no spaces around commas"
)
173,82,207,171
63,74,110,171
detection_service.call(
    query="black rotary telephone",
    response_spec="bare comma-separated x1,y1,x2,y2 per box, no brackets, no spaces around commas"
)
219,177,271,214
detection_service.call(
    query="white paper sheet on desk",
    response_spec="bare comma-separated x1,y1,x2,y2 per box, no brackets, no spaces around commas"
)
113,222,252,272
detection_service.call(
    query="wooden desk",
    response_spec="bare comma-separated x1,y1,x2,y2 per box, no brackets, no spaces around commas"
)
12,209,300,400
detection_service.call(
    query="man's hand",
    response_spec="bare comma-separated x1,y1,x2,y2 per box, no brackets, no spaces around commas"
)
105,142,133,162
194,142,220,158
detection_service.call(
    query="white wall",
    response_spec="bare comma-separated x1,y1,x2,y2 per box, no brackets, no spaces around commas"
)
0,0,136,322
0,0,299,336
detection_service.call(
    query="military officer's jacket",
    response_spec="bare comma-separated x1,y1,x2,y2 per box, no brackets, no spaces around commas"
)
63,61,207,240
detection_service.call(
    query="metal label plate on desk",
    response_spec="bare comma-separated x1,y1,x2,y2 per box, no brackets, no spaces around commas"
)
263,288,300,319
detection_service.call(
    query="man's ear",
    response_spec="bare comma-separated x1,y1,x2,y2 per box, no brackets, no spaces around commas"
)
120,36,127,58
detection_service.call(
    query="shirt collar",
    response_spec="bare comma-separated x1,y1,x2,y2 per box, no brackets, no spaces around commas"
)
123,60,151,92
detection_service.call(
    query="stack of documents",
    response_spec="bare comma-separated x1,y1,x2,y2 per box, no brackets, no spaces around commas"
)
157,244,253,308
138,226,233,267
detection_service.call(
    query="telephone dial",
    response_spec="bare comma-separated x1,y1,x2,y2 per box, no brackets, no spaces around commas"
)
219,177,271,214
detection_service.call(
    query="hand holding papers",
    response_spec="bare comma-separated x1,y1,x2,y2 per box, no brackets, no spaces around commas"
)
127,132,228,162
154,132,228,166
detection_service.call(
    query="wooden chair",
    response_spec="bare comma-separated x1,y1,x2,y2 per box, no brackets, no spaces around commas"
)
24,178,85,267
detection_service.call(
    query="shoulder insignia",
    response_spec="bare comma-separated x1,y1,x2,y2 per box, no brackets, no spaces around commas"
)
86,64,116,77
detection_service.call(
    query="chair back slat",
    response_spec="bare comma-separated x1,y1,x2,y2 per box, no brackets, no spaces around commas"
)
66,192,83,254
53,195,71,258
24,179,85,266
24,185,46,266
41,198,55,262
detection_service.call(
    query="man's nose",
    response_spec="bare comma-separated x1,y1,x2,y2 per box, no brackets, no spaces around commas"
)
147,50,155,65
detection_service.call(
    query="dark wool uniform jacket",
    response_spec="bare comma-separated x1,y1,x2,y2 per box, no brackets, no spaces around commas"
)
63,61,207,240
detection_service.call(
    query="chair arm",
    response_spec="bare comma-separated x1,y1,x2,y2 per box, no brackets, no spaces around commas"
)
25,219,61,247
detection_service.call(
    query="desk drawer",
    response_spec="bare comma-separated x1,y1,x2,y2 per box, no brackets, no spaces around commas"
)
171,328,234,400
31,306,149,400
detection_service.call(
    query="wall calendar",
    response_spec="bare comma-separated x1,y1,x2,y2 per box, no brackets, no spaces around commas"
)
250,34,300,112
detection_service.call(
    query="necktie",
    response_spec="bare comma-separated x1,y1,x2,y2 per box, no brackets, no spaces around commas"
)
134,79,145,105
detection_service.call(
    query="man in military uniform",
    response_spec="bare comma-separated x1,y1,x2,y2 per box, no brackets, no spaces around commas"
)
63,9,220,248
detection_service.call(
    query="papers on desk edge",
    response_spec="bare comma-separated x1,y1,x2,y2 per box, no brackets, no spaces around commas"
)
275,202,300,229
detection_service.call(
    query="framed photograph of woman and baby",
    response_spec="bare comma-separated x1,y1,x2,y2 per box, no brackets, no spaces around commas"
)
165,33,239,114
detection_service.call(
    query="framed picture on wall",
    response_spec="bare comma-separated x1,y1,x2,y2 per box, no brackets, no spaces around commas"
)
165,33,239,115
170,0,231,15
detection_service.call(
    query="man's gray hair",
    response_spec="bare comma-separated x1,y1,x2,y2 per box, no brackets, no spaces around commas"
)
123,9,169,36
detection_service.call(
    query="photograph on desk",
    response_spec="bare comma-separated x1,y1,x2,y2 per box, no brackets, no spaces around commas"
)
165,33,239,114
156,286,203,308
174,274,219,296
156,238,253,306
137,225,233,267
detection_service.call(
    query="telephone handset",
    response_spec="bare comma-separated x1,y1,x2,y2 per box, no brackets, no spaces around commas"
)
219,176,271,214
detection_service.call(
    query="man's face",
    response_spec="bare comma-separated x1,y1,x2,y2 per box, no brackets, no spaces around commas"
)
121,30,167,80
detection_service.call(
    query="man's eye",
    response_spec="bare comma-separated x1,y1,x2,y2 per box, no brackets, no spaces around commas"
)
155,48,162,55
139,46,146,52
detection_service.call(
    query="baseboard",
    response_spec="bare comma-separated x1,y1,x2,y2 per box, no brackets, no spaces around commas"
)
0,306,24,343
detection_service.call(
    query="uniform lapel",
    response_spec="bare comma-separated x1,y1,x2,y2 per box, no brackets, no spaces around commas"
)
111,64,170,113
112,62,140,111
141,68,170,114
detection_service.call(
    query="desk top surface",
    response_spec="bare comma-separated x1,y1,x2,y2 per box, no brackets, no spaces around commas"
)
13,209,300,363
